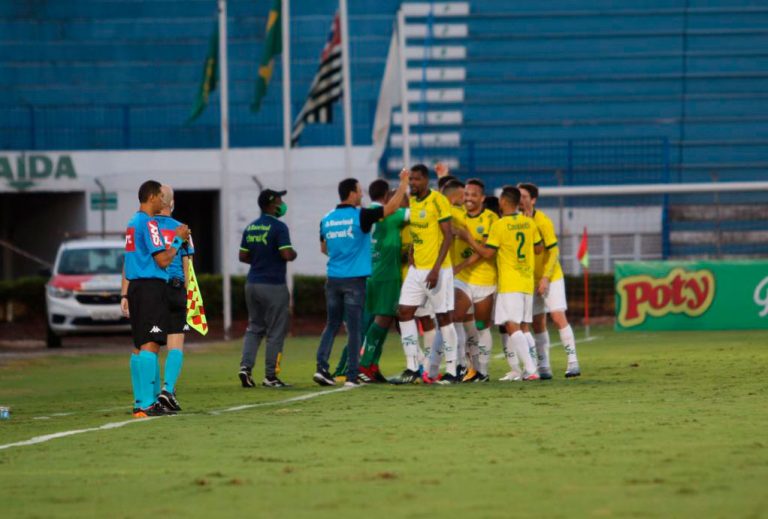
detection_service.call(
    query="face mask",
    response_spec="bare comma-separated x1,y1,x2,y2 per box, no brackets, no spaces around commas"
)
275,202,287,218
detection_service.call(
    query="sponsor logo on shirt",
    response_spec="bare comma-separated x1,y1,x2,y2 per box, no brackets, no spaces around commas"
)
125,227,136,252
148,221,162,248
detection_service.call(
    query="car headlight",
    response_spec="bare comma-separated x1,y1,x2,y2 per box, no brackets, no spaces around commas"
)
47,285,74,299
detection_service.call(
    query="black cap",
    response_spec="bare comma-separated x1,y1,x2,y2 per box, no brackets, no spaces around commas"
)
258,189,287,209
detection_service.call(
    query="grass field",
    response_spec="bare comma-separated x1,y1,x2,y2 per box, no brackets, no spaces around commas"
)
1,327,767,518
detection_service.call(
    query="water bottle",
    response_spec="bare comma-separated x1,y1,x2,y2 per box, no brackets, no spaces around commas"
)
0,406,10,420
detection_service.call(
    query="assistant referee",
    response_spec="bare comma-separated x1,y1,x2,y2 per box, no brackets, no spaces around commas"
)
121,180,190,418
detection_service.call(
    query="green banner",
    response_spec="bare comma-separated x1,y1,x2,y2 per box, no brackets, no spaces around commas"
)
187,23,219,123
251,0,282,113
615,260,768,331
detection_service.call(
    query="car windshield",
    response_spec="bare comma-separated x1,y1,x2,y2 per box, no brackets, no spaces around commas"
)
58,247,124,275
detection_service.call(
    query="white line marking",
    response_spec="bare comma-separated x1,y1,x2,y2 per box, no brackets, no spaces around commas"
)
0,387,354,452
493,335,601,359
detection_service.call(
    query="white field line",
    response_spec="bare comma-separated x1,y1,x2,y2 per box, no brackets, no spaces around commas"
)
0,386,354,452
493,335,601,359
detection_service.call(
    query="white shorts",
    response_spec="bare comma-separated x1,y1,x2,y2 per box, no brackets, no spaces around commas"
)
454,279,496,304
399,267,455,315
415,301,435,318
494,292,533,325
533,278,568,315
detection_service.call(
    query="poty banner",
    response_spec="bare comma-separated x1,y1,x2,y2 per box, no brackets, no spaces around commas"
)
615,260,768,331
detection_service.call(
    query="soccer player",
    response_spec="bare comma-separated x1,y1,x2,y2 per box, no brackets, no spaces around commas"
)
314,170,409,387
451,179,499,382
473,186,540,381
518,183,581,378
154,184,194,411
238,189,297,388
120,180,190,417
394,164,458,385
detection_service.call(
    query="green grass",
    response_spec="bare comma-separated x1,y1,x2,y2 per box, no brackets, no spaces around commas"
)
1,327,768,518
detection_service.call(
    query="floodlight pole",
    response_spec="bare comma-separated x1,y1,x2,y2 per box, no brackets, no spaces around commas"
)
339,0,354,177
396,8,411,167
218,0,232,339
281,0,295,308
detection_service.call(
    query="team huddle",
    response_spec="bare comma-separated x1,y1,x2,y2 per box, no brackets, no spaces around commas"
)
315,164,581,388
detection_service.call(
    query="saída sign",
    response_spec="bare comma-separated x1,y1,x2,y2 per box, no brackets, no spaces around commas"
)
615,260,768,331
0,153,77,190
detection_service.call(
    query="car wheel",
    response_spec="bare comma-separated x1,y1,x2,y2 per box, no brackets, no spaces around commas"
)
46,325,62,348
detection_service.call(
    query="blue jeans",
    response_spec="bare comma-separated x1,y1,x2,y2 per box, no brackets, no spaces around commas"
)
316,276,366,381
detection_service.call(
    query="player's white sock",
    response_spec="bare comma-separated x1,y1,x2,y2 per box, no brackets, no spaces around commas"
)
512,330,537,375
423,327,438,377
462,321,479,369
534,331,551,370
523,331,538,371
501,332,520,373
400,319,420,372
559,325,579,365
477,327,492,375
440,324,458,376
455,323,466,367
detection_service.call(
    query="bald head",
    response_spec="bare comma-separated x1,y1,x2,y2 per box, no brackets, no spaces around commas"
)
160,184,174,215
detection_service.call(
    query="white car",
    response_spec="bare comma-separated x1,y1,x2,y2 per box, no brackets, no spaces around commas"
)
45,239,129,347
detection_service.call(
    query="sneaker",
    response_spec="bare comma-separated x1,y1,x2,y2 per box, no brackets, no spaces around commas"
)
421,371,436,384
357,372,374,384
436,373,459,385
565,363,581,378
143,402,176,416
462,367,479,383
263,376,291,388
498,371,522,382
457,364,467,380
132,407,148,419
239,368,256,388
344,380,362,388
313,369,336,386
474,373,490,383
370,365,388,384
538,367,553,380
388,369,421,385
523,372,541,381
158,389,182,411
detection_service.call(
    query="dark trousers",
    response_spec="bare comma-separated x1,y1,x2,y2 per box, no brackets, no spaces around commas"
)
240,282,290,378
316,276,366,381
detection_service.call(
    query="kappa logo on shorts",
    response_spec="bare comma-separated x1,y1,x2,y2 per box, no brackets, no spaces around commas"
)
183,324,190,331
149,326,163,333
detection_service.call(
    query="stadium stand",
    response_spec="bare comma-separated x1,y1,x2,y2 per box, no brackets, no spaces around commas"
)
2,0,767,260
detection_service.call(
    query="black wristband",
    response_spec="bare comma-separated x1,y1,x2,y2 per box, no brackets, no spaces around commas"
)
121,295,129,300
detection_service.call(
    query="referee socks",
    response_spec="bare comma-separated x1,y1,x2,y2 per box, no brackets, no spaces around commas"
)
130,353,141,408
164,349,184,394
138,350,159,409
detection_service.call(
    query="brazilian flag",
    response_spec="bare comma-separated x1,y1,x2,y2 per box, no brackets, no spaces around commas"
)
251,0,282,112
187,23,219,123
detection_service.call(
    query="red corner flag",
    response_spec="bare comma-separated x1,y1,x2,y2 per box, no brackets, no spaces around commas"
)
577,227,589,269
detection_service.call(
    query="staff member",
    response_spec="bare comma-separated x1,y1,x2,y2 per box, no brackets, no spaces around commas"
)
313,169,409,387
155,184,194,411
238,189,296,388
121,180,190,418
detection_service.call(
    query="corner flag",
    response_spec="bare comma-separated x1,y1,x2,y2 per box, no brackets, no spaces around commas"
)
577,227,589,269
186,260,209,335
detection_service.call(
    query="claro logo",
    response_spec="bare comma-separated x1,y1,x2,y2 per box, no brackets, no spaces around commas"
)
617,268,715,327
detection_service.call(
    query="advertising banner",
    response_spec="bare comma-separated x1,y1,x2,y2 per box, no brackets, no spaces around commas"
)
615,260,768,331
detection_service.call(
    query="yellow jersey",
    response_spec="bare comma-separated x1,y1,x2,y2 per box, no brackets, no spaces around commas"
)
450,205,469,268
400,224,412,281
456,208,498,286
485,213,541,294
409,190,453,270
532,209,564,283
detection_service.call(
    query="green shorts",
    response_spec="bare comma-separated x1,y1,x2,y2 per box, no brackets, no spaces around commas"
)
366,278,401,317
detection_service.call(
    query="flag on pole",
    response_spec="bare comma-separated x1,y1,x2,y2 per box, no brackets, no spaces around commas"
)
577,226,589,269
290,12,343,146
187,23,219,123
370,28,401,163
251,0,283,112
186,260,209,335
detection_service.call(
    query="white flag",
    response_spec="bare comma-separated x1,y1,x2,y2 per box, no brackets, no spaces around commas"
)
370,29,401,163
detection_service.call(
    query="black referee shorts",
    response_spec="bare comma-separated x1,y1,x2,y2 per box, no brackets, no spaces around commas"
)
166,280,188,335
127,279,168,348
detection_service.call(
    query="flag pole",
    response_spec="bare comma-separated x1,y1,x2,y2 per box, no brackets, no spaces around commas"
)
396,8,411,167
339,0,354,177
584,264,590,339
281,0,294,308
217,0,232,340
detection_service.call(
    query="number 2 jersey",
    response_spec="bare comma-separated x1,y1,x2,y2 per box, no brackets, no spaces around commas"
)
485,213,541,294
124,210,169,281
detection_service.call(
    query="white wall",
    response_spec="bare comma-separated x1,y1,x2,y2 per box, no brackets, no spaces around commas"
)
0,147,379,276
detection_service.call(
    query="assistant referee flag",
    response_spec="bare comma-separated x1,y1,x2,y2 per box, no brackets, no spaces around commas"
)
186,259,209,335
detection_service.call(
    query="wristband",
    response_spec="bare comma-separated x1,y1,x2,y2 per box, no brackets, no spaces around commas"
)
171,237,183,250
121,295,128,300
